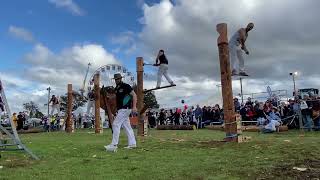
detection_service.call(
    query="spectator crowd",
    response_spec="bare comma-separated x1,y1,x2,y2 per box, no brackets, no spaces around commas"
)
146,94,320,133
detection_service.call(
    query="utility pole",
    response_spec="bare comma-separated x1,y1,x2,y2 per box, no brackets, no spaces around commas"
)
46,87,51,116
240,77,244,104
289,72,298,97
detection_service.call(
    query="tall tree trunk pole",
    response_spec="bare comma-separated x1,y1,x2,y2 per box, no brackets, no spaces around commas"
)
216,23,237,142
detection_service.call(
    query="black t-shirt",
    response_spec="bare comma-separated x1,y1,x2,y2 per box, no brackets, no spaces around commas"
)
245,101,253,107
115,82,133,110
159,55,168,64
17,114,23,121
255,109,265,119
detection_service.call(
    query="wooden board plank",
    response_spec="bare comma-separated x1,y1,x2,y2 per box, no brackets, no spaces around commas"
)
144,84,176,93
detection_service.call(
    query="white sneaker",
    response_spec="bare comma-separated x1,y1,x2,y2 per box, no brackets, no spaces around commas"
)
104,144,118,152
124,144,137,149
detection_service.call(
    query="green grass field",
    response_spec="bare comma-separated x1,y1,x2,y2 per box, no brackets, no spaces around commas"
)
1,129,320,180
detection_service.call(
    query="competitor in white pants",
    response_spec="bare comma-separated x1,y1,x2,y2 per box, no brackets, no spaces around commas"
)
86,100,95,115
105,73,137,152
229,23,254,76
155,50,175,88
50,104,60,115
86,89,95,116
49,95,60,116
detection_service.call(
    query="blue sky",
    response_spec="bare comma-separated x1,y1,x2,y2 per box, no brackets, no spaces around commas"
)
0,0,164,112
0,0,159,72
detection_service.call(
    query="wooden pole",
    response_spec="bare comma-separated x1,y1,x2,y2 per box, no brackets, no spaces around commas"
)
94,73,102,134
136,57,145,136
66,84,73,133
216,23,237,142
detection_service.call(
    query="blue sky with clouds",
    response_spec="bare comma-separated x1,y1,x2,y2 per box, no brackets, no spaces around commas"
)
0,0,162,112
1,0,320,113
0,0,159,72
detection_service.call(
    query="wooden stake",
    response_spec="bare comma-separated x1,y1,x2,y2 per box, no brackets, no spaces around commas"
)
216,23,237,142
66,84,73,133
94,73,102,134
136,57,145,136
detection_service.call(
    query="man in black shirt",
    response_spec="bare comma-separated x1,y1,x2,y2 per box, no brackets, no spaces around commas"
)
245,97,253,107
155,50,175,88
158,109,166,125
17,112,24,130
105,73,137,152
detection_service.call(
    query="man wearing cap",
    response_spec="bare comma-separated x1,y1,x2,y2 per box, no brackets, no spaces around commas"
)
229,23,254,76
105,73,137,152
268,107,281,122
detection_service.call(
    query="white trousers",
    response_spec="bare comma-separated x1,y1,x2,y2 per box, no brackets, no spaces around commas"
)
111,109,136,146
229,44,245,72
157,64,173,87
86,100,95,115
50,104,60,115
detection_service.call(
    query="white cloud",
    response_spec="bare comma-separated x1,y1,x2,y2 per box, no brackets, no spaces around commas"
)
48,0,85,16
133,0,320,108
111,31,135,45
8,26,35,43
111,31,138,55
0,73,48,113
2,43,122,113
24,43,120,87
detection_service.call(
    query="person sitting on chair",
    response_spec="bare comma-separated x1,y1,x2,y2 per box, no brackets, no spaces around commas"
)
155,49,175,88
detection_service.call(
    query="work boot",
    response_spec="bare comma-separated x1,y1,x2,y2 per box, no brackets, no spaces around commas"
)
239,71,249,76
231,69,238,76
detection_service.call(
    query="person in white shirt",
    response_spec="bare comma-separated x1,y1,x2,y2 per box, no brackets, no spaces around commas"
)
229,23,254,76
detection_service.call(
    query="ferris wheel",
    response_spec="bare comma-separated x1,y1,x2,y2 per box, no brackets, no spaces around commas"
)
87,64,135,90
